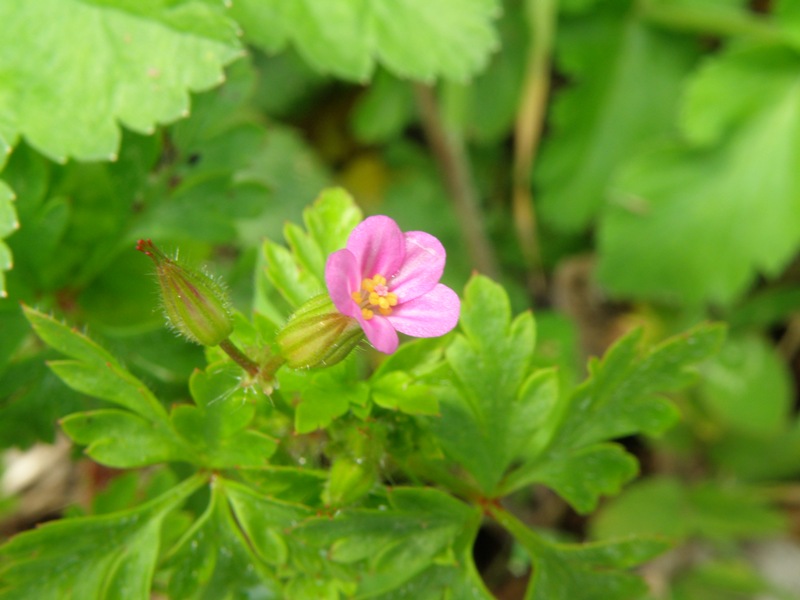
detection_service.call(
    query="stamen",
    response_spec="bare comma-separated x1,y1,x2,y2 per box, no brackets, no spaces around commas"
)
354,274,398,318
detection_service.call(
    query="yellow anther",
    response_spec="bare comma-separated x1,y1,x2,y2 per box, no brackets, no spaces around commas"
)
368,292,381,306
351,291,363,303
362,278,375,293
379,306,392,316
361,307,374,320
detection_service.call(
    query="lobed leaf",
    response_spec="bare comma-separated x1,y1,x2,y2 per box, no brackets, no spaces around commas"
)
230,0,500,82
598,44,800,305
0,0,242,162
0,474,205,600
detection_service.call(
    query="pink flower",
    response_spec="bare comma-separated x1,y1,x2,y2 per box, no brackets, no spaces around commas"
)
325,216,461,354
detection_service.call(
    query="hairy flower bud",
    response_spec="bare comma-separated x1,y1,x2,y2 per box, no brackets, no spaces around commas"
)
137,239,233,347
276,294,364,369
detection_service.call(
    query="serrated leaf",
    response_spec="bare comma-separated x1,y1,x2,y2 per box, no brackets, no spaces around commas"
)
164,478,281,599
430,275,538,494
170,363,277,467
61,409,189,467
297,487,481,597
0,0,242,161
535,4,699,231
598,44,800,305
0,473,205,600
503,324,725,510
494,507,668,600
230,0,500,82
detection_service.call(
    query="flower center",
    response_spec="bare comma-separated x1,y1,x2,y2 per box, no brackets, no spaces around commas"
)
350,274,398,320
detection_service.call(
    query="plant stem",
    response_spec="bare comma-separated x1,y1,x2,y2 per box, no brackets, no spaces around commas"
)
413,83,500,280
638,0,785,43
219,338,260,377
513,0,558,299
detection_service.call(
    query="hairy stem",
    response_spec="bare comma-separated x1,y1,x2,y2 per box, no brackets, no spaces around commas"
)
413,83,499,279
513,0,558,299
219,338,260,377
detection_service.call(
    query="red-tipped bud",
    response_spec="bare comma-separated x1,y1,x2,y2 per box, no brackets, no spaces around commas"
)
276,294,364,369
137,239,233,347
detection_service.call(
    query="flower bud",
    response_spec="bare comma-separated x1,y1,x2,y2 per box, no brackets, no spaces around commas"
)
137,239,233,347
276,294,364,369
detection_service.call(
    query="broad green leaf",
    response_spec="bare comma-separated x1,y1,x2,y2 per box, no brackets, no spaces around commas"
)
711,419,800,481
170,363,277,467
0,473,205,600
699,334,792,435
535,3,699,231
598,44,800,305
430,275,538,494
351,71,416,144
503,324,725,511
297,487,482,598
164,478,281,599
0,0,242,161
230,0,500,82
592,477,785,543
61,409,189,468
237,466,327,506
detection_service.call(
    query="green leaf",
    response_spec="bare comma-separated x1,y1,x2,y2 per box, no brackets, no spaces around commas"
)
371,371,440,415
598,44,800,305
258,187,362,315
23,305,119,368
47,359,167,422
503,324,725,511
230,0,500,82
430,275,539,494
699,334,792,435
592,477,785,543
61,409,189,467
164,478,281,599
535,3,699,231
0,0,242,161
494,506,668,600
0,473,205,600
279,361,370,434
0,180,16,297
170,363,277,468
297,487,482,598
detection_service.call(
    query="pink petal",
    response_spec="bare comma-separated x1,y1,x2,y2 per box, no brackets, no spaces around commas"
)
387,284,460,338
325,249,361,319
347,216,405,279
389,231,446,301
361,315,399,354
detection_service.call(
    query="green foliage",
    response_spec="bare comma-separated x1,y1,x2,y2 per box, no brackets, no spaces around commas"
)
1,0,797,598
427,276,724,512
0,474,205,600
230,0,501,82
0,0,242,162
